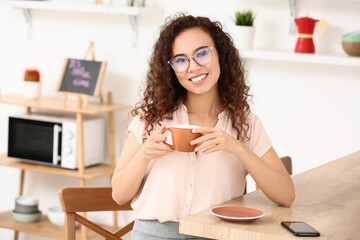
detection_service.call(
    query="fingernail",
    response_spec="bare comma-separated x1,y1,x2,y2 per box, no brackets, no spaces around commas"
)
190,141,194,145
194,148,198,152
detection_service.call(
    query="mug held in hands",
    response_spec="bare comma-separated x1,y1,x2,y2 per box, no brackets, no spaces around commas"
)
161,125,201,152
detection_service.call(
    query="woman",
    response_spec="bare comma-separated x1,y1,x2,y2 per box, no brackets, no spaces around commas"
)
112,14,295,239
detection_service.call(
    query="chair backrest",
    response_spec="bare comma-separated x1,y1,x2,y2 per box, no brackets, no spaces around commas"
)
244,156,293,195
59,187,134,240
280,156,292,175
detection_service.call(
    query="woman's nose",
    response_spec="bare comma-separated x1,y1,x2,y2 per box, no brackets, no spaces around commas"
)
187,57,201,72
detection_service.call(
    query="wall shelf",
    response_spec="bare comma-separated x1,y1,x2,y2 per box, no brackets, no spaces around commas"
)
9,0,163,46
242,49,360,67
9,1,162,15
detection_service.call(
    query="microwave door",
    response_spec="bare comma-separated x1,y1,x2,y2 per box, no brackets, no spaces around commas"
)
8,117,62,166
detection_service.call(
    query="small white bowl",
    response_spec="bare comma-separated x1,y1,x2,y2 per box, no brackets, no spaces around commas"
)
12,210,41,223
14,202,39,213
47,206,80,229
48,206,65,228
16,196,39,206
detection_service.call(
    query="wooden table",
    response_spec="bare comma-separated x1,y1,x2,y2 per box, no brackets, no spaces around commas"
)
179,151,360,240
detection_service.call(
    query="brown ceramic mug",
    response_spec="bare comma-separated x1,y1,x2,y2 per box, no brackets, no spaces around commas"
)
160,125,201,152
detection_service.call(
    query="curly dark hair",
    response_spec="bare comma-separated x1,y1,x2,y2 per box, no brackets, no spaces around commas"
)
131,13,251,141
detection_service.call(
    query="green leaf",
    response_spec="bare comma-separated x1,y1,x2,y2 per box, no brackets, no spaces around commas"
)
234,9,255,26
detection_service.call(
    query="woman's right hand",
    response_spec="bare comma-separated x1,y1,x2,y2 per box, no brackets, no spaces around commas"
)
138,125,173,162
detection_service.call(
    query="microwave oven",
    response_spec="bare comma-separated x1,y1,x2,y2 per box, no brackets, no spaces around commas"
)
7,112,105,169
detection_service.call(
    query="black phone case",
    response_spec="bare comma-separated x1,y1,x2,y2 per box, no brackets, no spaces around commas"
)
281,221,320,237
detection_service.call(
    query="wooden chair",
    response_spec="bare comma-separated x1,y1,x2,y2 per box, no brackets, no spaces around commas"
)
59,187,134,240
244,156,293,195
280,156,292,175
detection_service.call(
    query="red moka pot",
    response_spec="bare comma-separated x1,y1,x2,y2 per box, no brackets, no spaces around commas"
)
295,16,326,53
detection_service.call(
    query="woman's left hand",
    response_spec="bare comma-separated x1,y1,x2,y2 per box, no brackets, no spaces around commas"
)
190,127,241,154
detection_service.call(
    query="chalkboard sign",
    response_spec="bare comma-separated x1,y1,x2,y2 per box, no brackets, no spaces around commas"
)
57,58,107,96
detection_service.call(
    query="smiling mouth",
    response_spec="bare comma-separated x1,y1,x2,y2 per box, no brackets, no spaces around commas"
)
189,74,207,84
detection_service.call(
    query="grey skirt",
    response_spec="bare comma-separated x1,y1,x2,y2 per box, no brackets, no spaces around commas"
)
132,219,214,240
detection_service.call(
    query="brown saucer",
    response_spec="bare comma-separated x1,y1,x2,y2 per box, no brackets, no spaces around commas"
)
211,206,264,222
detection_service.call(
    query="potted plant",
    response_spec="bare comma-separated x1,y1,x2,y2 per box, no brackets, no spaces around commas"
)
23,68,41,99
233,9,256,50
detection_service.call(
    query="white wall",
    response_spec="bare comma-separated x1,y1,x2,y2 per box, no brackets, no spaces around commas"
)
0,0,359,239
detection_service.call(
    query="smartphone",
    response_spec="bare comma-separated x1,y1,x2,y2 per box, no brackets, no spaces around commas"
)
281,221,320,237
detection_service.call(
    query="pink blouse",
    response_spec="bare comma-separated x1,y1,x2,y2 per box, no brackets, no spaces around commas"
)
128,104,272,222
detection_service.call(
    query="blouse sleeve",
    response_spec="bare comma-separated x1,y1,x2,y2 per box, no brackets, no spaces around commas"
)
128,115,145,145
248,114,272,158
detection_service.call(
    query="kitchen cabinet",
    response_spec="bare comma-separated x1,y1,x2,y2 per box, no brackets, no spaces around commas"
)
0,92,130,240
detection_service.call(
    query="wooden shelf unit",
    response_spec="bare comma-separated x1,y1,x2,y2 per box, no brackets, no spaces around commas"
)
0,93,128,114
0,154,115,180
0,211,117,240
0,92,130,240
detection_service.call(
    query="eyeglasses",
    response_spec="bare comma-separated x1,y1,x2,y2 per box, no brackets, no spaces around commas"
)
168,46,216,73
